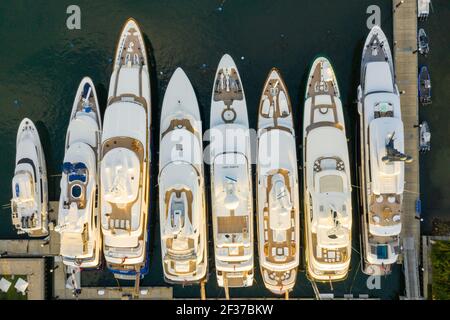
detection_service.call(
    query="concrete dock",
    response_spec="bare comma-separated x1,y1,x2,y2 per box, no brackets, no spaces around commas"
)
52,258,173,300
392,0,422,299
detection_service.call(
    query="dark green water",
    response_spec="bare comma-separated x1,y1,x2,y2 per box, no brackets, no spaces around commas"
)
0,0,411,299
418,2,450,233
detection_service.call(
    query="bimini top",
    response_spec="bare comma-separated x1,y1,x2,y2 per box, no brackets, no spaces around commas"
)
369,118,405,195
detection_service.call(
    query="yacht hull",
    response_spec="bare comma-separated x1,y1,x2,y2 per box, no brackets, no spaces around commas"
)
57,77,102,269
256,68,300,294
158,68,208,284
358,26,405,276
11,118,48,237
210,54,254,288
303,57,352,282
101,18,151,279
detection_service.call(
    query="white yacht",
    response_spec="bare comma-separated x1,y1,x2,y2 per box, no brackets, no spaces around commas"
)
56,77,102,269
100,18,151,279
209,54,254,288
11,118,48,237
158,68,208,284
358,26,412,275
256,68,300,294
303,57,352,281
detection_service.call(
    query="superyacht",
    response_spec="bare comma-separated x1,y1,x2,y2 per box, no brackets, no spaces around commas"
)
158,68,208,284
56,77,102,269
100,18,151,279
358,26,412,275
256,68,300,294
11,118,48,237
209,54,254,288
303,57,352,281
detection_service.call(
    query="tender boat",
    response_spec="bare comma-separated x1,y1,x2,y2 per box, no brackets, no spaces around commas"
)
56,77,102,269
418,28,429,56
357,26,412,276
158,68,208,284
256,68,300,294
100,18,151,280
418,0,431,20
11,118,48,237
303,57,352,282
419,66,432,105
209,54,254,288
419,121,431,152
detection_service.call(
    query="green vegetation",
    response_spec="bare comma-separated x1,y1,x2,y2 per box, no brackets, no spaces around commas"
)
0,275,28,300
431,240,450,300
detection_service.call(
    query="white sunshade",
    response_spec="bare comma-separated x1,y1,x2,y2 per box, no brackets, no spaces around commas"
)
0,277,12,293
14,277,29,293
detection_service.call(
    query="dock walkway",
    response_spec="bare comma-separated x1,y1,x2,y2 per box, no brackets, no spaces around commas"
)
52,259,173,300
393,0,422,300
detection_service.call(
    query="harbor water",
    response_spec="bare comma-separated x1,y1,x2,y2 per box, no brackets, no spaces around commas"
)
4,0,445,299
417,1,450,234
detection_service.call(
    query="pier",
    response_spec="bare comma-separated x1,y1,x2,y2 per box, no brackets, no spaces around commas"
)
392,0,422,299
52,258,173,300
